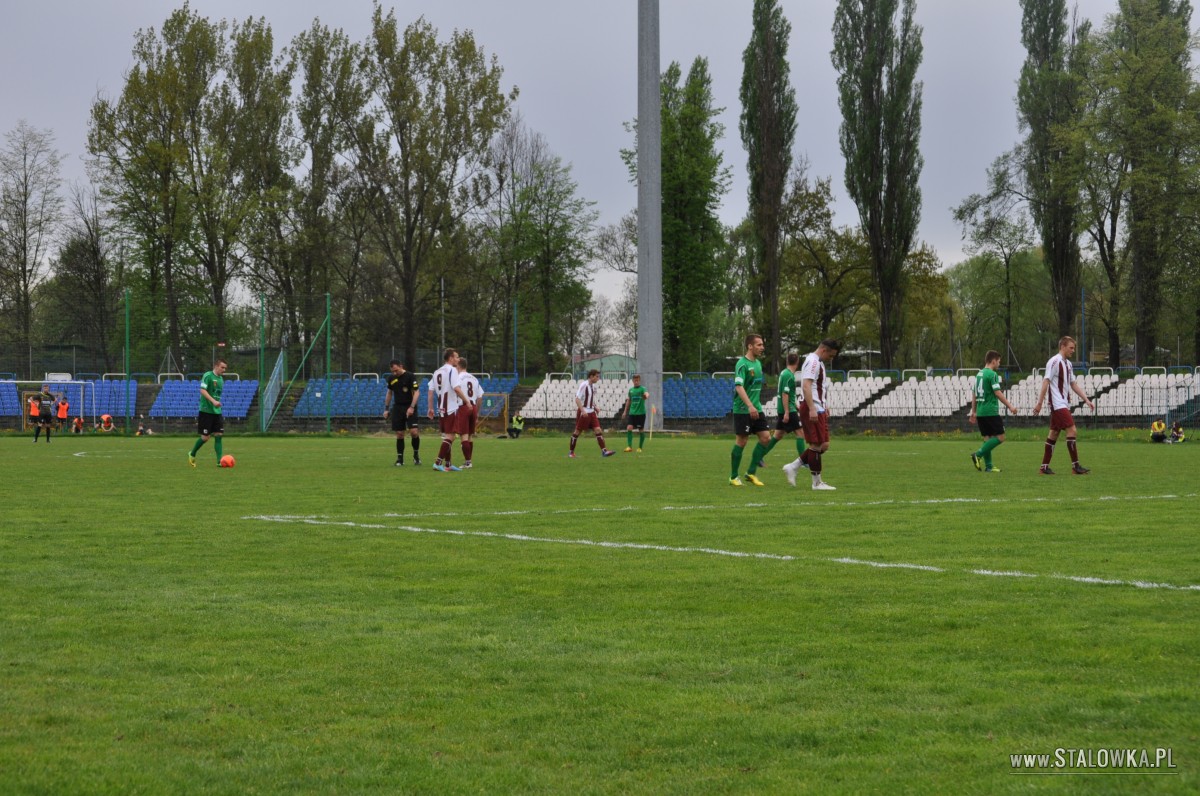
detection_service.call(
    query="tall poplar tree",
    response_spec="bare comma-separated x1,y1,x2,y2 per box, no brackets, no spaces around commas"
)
349,6,515,367
1105,0,1196,364
740,0,797,373
625,58,730,371
832,0,924,369
1017,0,1085,340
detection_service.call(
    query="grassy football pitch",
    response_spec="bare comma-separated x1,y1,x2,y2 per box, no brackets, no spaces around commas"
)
1,431,1197,794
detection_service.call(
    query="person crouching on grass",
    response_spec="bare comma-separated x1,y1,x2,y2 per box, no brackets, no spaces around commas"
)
969,350,1019,472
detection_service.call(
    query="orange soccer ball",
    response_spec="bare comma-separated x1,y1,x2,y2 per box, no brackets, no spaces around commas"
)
219,454,236,468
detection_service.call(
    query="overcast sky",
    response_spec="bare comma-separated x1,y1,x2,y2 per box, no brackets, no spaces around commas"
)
2,0,1120,300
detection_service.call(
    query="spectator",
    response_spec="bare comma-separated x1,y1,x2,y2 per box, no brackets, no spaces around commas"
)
1151,418,1168,444
97,414,115,432
508,412,525,439
1171,421,1186,444
72,417,84,434
55,394,69,430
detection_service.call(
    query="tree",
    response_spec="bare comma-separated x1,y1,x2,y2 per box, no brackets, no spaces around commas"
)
740,0,797,373
832,0,924,369
348,7,515,367
624,58,730,372
478,115,542,374
593,210,638,275
89,8,205,368
1102,0,1196,364
779,162,873,349
1017,0,1087,340
0,120,64,344
275,20,358,365
520,153,597,372
953,184,1036,366
40,185,122,371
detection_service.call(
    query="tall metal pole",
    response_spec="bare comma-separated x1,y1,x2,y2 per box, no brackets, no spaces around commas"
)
513,299,519,377
637,0,664,430
325,293,332,435
124,288,131,435
259,293,265,432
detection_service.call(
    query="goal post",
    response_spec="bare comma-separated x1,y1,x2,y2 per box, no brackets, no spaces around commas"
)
478,393,509,434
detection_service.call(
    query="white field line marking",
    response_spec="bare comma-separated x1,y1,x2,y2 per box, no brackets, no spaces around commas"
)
384,506,638,519
379,493,1198,520
244,515,1200,593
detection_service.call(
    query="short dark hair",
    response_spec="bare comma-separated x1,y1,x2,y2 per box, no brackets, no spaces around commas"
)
984,350,1001,365
443,348,457,362
457,357,468,369
819,338,841,352
214,357,227,367
389,359,402,368
587,369,600,378
744,333,763,349
786,352,800,366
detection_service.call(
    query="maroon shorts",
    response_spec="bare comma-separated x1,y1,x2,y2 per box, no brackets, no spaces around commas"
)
799,406,830,447
439,413,458,435
455,406,476,436
1050,408,1075,432
574,411,601,434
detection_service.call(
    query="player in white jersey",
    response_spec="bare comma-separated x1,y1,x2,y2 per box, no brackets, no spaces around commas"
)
782,338,840,490
427,348,468,471
1032,336,1094,475
455,357,482,468
570,369,614,458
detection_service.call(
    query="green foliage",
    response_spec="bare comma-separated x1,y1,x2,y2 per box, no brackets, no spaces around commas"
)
947,249,1056,369
740,0,798,372
778,166,873,351
1096,0,1197,364
621,56,731,372
1017,0,1086,338
832,0,925,369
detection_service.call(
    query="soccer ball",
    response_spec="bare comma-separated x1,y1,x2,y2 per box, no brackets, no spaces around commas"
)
220,454,236,468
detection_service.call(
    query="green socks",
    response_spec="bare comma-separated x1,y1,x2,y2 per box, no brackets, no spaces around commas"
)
639,432,645,448
190,438,204,456
746,442,768,474
976,437,1002,469
796,437,807,456
730,445,744,479
627,430,633,447
214,436,223,462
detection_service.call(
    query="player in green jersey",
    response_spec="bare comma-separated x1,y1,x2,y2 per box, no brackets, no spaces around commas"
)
622,374,650,452
729,334,772,486
756,352,808,472
189,358,227,468
968,350,1019,473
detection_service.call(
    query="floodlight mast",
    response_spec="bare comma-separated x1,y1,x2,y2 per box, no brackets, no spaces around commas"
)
637,0,664,430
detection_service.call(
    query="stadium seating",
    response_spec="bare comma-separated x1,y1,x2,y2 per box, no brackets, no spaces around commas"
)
292,374,517,418
20,379,138,419
149,379,259,419
1002,372,1119,418
761,376,892,419
858,374,975,418
0,381,19,416
1093,373,1195,417
661,378,735,419
520,376,630,419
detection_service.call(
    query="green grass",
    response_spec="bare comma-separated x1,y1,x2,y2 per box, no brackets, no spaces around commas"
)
1,431,1197,794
